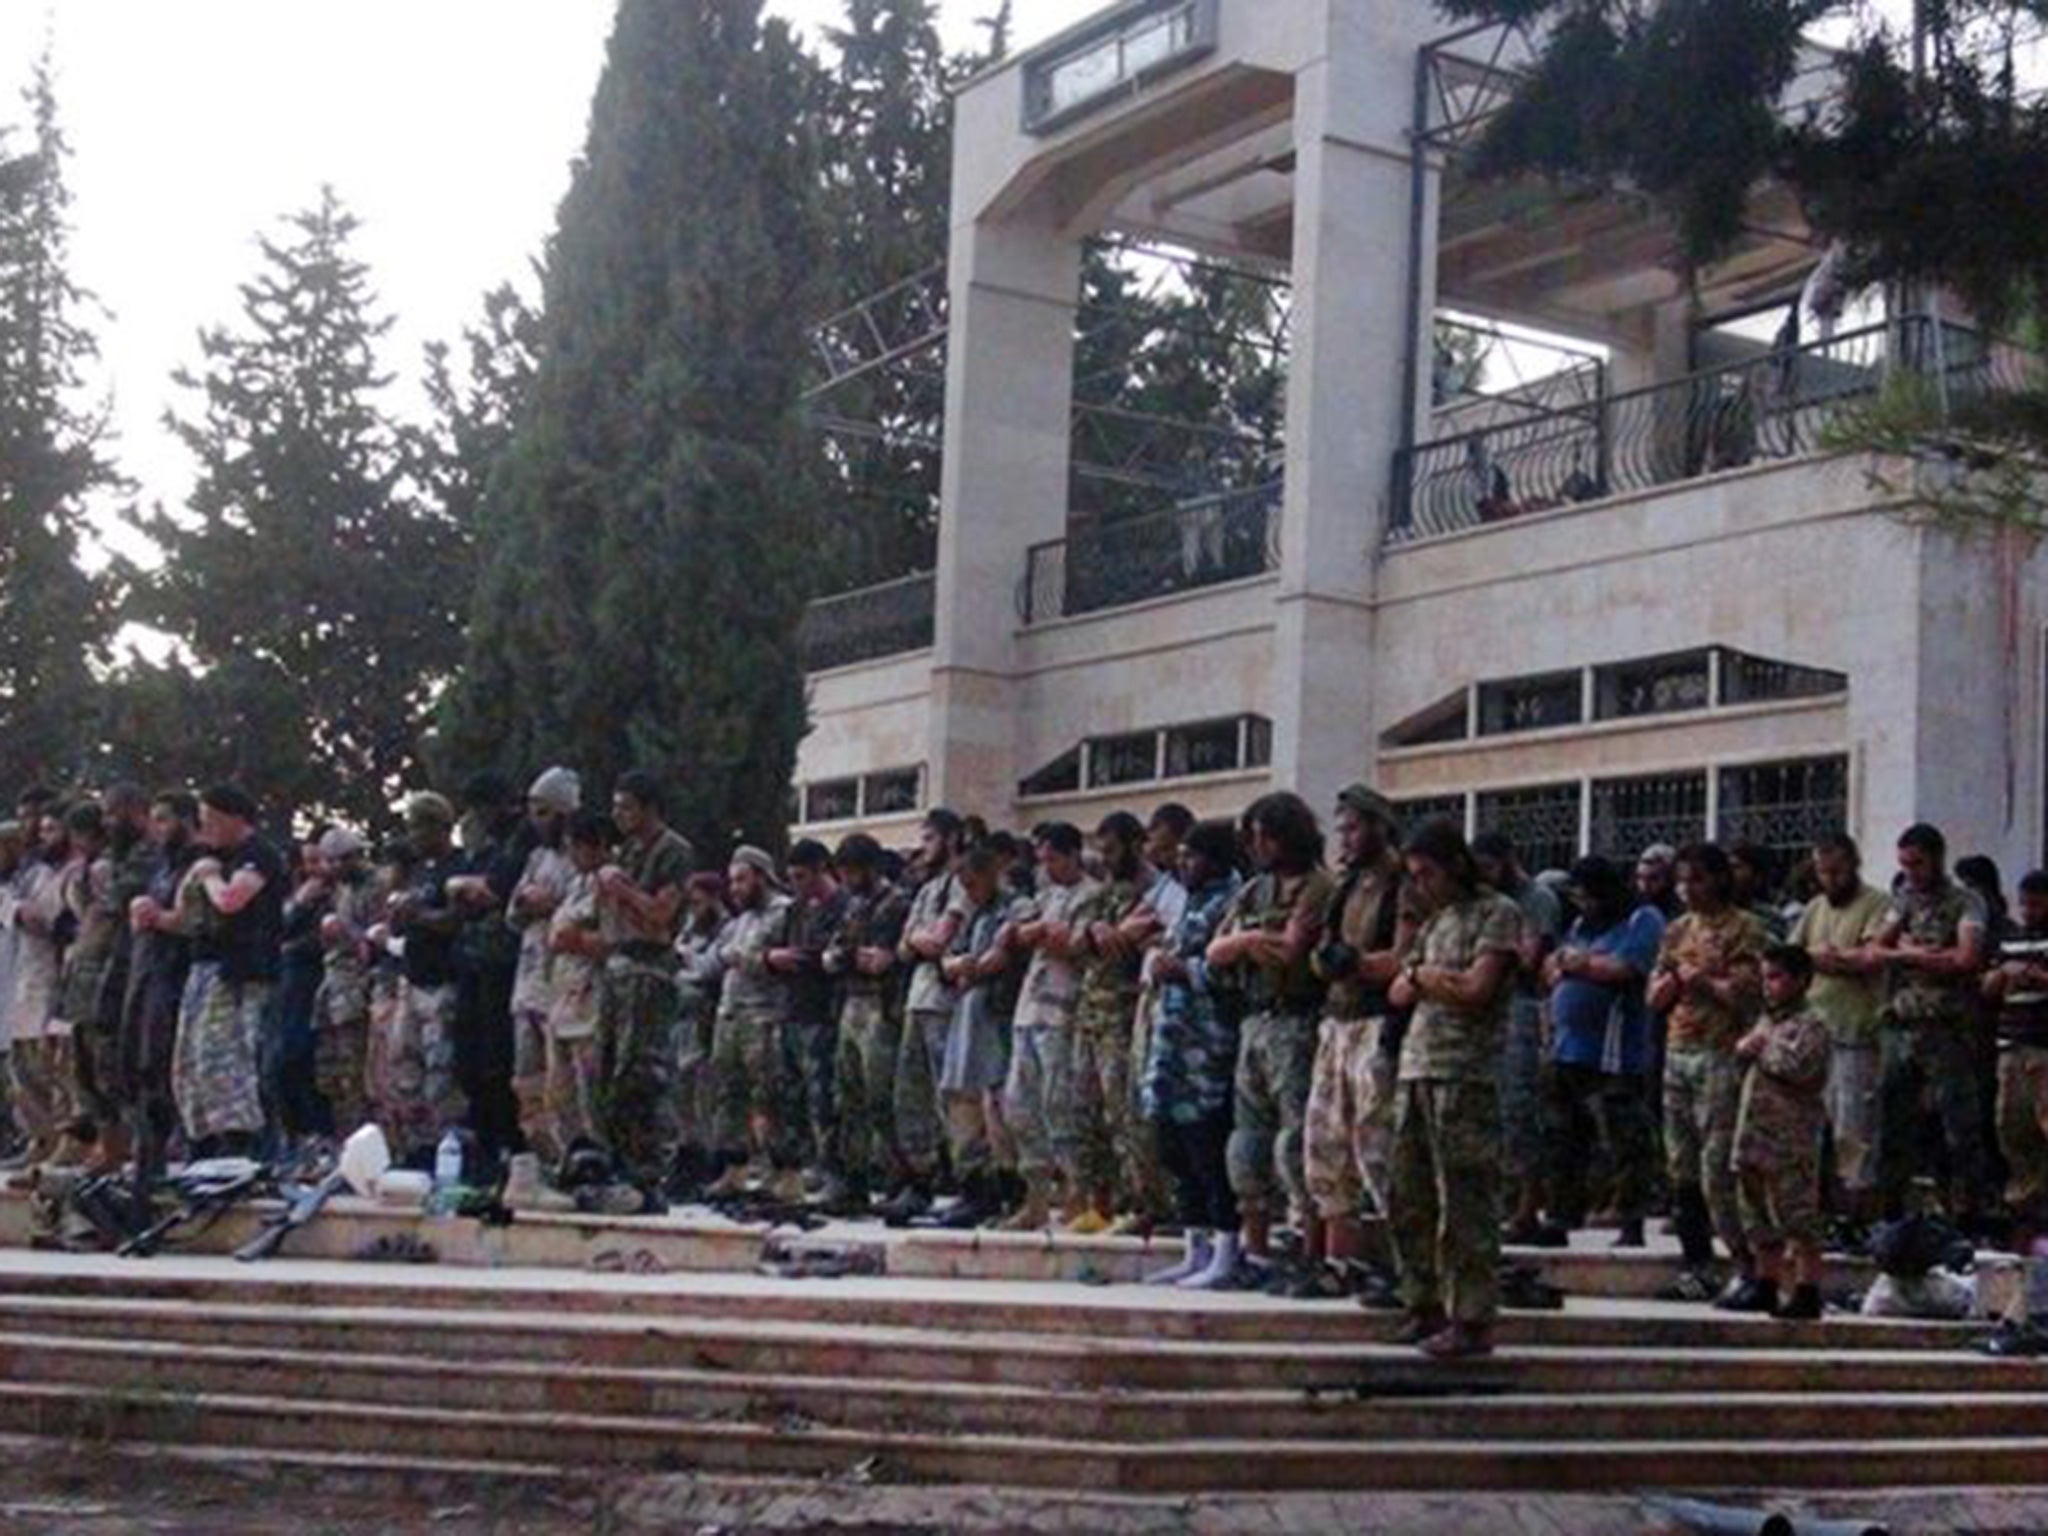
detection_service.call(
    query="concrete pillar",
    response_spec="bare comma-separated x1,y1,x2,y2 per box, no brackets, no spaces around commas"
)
1266,2,1440,816
925,218,1081,819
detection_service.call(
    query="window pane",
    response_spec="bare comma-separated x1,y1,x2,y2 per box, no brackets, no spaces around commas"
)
1588,772,1708,860
1088,731,1160,788
1717,756,1849,869
1477,671,1583,736
1244,716,1273,769
1595,650,1711,721
862,767,922,818
1475,783,1582,875
1020,747,1082,799
1397,795,1467,837
1164,719,1241,779
1718,649,1848,706
803,779,860,825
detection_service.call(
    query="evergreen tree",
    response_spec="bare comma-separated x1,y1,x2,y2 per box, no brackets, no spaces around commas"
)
419,280,541,553
441,0,829,860
0,55,119,791
121,188,467,825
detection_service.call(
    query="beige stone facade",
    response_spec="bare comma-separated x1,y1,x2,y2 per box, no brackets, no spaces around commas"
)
795,0,2048,877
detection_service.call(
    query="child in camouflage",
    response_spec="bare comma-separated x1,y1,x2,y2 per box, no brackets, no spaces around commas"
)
1728,943,1831,1321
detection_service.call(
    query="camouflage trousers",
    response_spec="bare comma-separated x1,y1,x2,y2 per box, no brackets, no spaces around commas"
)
1998,1045,2048,1228
386,981,463,1163
596,958,681,1188
834,993,901,1187
71,1005,124,1134
711,1002,782,1161
1121,993,1171,1218
8,1034,77,1149
545,1031,601,1157
1226,1009,1318,1223
1068,1022,1149,1203
1388,1077,1503,1324
1663,1043,1747,1258
510,1004,552,1161
1825,1041,1882,1196
1499,996,1546,1186
173,967,269,1145
781,1020,839,1171
1545,1062,1655,1225
1880,1020,1990,1216
893,1009,951,1178
1003,1022,1076,1182
1304,1014,1397,1220
364,983,401,1137
314,1015,371,1139
1734,1098,1825,1253
677,1002,717,1156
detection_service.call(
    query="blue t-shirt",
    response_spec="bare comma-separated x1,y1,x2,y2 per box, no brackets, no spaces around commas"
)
1549,905,1666,1075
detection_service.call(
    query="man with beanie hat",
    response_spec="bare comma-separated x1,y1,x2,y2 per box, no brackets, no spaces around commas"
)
385,791,467,1161
709,845,795,1198
507,768,581,1165
312,826,379,1137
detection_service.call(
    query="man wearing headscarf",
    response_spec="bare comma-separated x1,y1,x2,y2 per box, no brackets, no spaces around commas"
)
311,826,378,1137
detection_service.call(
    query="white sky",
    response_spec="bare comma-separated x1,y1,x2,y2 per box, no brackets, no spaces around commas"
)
0,1,1104,539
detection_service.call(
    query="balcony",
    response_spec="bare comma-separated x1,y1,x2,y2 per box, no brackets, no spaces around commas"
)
800,571,935,672
1018,480,1282,625
1390,317,2034,544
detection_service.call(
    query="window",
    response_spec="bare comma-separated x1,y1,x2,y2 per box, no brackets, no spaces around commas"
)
1021,713,1273,799
1023,0,1217,133
1476,784,1582,876
1164,718,1241,780
1717,757,1849,866
1595,650,1711,721
1089,731,1162,789
1718,649,1848,707
862,767,923,818
1396,795,1468,835
1589,772,1708,861
1383,692,1471,749
802,779,860,826
1020,747,1083,799
1478,671,1582,737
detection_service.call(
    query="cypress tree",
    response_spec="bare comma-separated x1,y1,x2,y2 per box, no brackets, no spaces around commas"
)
441,0,828,860
121,187,467,825
0,56,118,791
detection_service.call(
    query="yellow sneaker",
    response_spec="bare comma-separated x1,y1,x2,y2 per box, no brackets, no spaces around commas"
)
1062,1208,1112,1236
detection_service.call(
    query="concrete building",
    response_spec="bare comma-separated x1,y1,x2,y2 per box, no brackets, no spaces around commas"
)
794,0,2046,880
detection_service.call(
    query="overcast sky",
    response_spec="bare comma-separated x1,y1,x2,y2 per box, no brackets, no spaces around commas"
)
0,1,1104,535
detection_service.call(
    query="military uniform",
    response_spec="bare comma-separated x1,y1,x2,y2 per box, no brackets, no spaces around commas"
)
62,849,135,1140
1992,924,2048,1232
506,843,576,1158
674,913,728,1160
1002,875,1096,1183
6,858,80,1150
1791,884,1890,1196
1388,890,1523,1326
172,833,284,1149
1305,850,1412,1220
1216,867,1335,1224
313,874,380,1138
1878,879,1990,1216
823,881,909,1190
543,872,605,1154
1069,875,1150,1204
711,893,793,1164
594,828,694,1189
1734,1001,1830,1255
894,872,962,1179
1656,907,1768,1259
387,854,467,1161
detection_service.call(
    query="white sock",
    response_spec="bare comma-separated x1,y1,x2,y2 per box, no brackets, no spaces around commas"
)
1146,1230,1211,1286
1180,1230,1243,1290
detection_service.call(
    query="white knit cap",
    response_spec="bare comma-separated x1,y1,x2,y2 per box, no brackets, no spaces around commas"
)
528,766,582,815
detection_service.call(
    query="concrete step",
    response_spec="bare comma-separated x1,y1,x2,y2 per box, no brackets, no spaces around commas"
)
3,1330,2046,1445
8,1379,2048,1493
0,1292,1999,1397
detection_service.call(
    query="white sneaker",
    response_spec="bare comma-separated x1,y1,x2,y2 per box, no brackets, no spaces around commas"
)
1146,1231,1212,1286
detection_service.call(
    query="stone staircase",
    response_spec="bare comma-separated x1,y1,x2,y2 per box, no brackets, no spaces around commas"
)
0,1237,2039,1498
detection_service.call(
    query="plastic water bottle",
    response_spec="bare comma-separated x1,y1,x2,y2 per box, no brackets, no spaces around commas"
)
432,1129,463,1216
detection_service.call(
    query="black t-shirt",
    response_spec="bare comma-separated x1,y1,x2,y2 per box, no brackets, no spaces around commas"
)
1997,922,2048,1048
402,856,464,990
194,833,287,985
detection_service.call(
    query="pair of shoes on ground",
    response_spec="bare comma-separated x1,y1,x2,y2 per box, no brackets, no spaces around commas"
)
1713,1274,1824,1320
1393,1308,1494,1359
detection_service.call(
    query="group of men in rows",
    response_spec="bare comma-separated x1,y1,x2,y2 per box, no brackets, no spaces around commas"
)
4,766,2046,1361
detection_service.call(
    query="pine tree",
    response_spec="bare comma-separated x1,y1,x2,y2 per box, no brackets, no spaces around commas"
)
0,55,119,792
440,0,828,860
121,187,468,825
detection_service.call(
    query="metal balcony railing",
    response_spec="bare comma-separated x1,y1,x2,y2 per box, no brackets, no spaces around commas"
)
800,571,936,672
1019,480,1283,626
1389,317,2035,544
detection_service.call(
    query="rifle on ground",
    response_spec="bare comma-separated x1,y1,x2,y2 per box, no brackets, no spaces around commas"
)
235,1169,348,1263
118,1162,265,1259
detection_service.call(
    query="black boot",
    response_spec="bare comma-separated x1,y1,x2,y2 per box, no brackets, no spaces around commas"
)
1673,1185,1715,1268
1774,1283,1823,1321
1715,1274,1779,1314
878,1182,931,1228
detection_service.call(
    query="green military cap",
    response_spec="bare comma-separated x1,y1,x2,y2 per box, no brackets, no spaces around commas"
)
401,791,457,828
1335,783,1400,830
